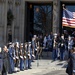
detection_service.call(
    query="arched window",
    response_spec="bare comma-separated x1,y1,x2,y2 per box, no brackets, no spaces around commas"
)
7,9,14,26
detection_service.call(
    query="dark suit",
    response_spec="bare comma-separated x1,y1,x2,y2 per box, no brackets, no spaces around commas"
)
2,50,8,75
59,38,65,60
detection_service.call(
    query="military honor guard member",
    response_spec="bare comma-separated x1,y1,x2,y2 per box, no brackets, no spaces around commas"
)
14,42,20,72
12,43,16,72
0,47,3,74
2,46,8,75
23,43,27,70
19,43,24,71
68,36,74,51
8,43,15,74
32,37,37,59
52,33,58,61
27,42,32,69
59,35,65,61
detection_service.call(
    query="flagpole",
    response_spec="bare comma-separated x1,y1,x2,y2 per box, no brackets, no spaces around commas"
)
62,4,65,9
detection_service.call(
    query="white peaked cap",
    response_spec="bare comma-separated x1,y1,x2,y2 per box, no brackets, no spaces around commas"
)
16,42,19,48
68,36,72,39
16,42,19,44
54,33,57,36
21,43,23,46
9,42,12,45
11,43,14,47
68,36,71,38
29,42,31,44
34,35,37,38
4,46,7,49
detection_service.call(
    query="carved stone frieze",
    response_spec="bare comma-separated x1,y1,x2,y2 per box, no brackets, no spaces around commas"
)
8,0,13,4
15,0,21,6
0,0,5,3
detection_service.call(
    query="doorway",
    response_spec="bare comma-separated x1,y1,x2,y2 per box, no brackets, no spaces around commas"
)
25,2,52,42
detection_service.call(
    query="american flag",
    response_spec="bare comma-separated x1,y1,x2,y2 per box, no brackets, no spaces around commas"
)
62,9,75,28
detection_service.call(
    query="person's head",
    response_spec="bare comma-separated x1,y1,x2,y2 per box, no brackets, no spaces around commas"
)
50,32,53,35
46,33,48,37
16,42,19,48
68,36,71,40
57,32,60,37
61,34,64,39
54,33,57,39
20,43,23,49
70,48,73,53
32,37,35,41
64,30,67,34
3,45,7,51
28,42,31,47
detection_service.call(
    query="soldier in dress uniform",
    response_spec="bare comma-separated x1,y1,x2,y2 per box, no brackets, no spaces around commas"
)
68,36,74,51
52,33,58,61
32,37,37,59
23,43,28,70
36,41,41,59
19,43,24,71
14,42,20,72
43,34,49,48
0,47,3,74
12,43,16,72
31,48,35,61
38,34,43,58
59,35,65,61
27,42,32,69
8,43,15,74
2,46,9,75
56,34,61,59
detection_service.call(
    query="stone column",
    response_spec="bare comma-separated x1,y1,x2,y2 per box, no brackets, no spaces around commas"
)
12,0,15,42
53,0,60,34
4,0,8,44
20,0,25,43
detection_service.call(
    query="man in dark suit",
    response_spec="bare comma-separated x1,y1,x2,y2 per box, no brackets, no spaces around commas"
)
2,46,9,75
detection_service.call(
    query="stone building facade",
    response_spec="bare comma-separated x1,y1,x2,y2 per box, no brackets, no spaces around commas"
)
0,0,75,46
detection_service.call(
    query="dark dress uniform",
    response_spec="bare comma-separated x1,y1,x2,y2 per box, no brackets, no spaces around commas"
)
27,43,32,69
15,48,19,71
59,38,65,60
52,38,58,61
66,51,73,75
23,49,27,70
19,48,24,71
8,47,15,73
71,52,75,74
2,50,9,75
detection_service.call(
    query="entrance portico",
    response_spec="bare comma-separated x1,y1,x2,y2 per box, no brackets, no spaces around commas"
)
0,0,75,46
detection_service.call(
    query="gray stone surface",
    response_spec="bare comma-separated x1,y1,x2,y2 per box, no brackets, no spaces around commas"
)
8,59,67,75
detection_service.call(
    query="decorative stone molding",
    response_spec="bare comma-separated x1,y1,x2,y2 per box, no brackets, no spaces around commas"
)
0,0,5,3
15,0,21,6
14,26,19,29
8,0,13,4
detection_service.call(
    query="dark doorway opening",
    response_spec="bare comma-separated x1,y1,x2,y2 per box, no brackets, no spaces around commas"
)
8,30,12,42
25,2,52,42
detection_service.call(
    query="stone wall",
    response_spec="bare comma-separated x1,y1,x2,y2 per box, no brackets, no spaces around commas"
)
0,0,75,46
7,0,25,43
0,0,7,46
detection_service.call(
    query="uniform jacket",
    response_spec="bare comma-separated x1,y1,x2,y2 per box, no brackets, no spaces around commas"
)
2,50,9,72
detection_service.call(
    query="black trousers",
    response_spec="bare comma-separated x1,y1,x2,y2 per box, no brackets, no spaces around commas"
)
15,59,19,67
2,65,7,75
